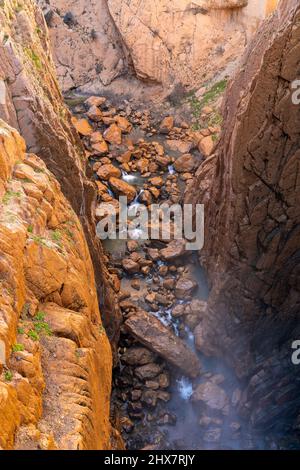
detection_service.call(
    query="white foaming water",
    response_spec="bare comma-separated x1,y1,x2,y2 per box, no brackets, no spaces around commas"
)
129,189,144,208
185,326,196,352
177,377,193,401
168,165,175,175
122,170,137,184
186,326,195,342
129,227,144,240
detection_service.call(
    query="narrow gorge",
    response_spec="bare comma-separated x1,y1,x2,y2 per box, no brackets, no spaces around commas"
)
0,0,299,452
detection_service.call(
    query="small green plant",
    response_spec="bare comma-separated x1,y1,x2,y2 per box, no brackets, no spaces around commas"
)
34,311,45,321
17,327,25,335
24,47,42,70
75,349,81,359
27,329,39,341
32,311,52,337
2,190,21,205
199,79,227,109
64,227,74,241
27,224,33,233
188,79,227,127
51,230,62,242
99,325,105,336
12,343,24,352
208,111,223,127
15,3,23,13
31,234,47,247
4,370,13,382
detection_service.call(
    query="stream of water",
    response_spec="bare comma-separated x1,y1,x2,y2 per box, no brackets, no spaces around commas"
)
71,96,288,450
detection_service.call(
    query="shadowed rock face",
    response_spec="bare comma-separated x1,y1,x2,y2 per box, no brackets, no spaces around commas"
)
0,0,121,349
186,0,300,430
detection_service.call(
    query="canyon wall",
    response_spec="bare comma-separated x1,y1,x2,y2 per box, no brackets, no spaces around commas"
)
0,0,121,347
37,0,131,92
187,0,300,429
0,120,115,449
37,0,278,93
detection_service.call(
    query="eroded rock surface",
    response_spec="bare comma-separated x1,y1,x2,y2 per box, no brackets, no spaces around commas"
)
37,0,130,92
36,0,278,92
0,0,121,348
0,120,115,449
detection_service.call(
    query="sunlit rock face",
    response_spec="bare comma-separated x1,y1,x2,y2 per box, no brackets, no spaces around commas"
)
0,0,122,348
0,120,115,449
104,0,278,87
36,0,278,92
37,0,130,92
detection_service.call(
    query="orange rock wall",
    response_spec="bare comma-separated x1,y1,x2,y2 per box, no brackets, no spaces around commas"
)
0,120,114,449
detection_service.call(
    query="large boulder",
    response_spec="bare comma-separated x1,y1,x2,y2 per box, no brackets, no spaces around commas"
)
175,277,198,299
109,177,136,202
125,310,201,378
174,154,197,173
160,239,186,261
192,381,229,415
97,164,121,181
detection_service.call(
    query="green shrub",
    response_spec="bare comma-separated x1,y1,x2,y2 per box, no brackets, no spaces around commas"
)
4,370,13,382
12,343,24,352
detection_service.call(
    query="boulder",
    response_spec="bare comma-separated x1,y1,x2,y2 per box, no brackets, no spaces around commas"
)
121,347,156,366
104,123,122,145
109,177,136,202
171,304,185,318
122,258,140,274
160,239,186,261
160,116,174,134
198,135,214,157
115,115,133,133
85,96,106,107
97,164,121,180
125,309,201,378
147,248,160,261
166,139,193,154
71,117,93,136
91,141,108,155
135,363,162,381
192,381,229,414
184,299,207,329
148,176,164,187
174,153,197,173
86,105,103,122
175,277,198,299
155,154,172,168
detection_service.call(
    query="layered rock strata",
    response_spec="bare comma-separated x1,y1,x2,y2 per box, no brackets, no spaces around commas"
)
0,120,115,449
0,0,121,347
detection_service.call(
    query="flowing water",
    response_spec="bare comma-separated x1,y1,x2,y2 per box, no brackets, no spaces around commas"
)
71,95,287,450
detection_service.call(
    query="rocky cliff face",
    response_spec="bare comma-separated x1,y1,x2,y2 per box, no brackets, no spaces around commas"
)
36,0,278,93
0,119,116,449
37,0,131,92
186,0,300,430
0,0,121,347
